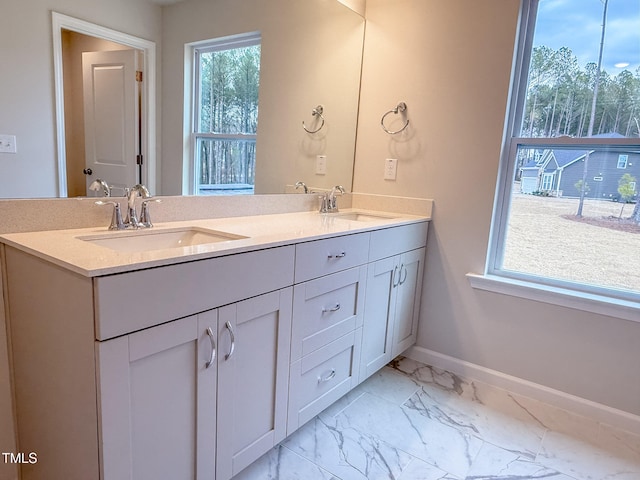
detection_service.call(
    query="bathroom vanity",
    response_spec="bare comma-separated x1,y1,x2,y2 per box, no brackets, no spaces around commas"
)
0,209,428,480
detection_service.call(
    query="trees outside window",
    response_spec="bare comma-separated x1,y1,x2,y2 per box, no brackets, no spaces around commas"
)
193,34,260,195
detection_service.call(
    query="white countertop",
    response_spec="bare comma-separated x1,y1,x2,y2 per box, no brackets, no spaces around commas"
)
0,209,429,277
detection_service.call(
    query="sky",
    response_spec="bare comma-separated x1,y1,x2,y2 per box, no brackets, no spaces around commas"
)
533,0,640,75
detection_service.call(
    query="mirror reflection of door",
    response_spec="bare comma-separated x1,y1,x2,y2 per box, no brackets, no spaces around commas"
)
61,30,143,197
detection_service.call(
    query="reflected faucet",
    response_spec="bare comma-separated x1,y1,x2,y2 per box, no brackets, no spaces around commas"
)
88,179,111,197
295,181,309,194
125,184,151,228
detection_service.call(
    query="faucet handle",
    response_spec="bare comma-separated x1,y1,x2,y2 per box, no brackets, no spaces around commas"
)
140,199,161,228
95,201,126,230
318,192,331,213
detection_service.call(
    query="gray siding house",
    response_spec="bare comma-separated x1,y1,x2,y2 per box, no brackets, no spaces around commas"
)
519,134,640,201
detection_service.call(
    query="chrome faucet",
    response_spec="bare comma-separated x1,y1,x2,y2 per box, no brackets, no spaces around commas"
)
88,179,111,197
295,181,309,194
125,184,151,228
329,185,345,212
319,185,346,213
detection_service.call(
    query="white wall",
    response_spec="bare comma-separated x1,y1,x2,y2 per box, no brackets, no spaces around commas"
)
354,0,640,416
160,0,363,195
0,0,161,198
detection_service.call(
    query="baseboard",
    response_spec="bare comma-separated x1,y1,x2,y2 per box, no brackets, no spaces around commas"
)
406,346,640,436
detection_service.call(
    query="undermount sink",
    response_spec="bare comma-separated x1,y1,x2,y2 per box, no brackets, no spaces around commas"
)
78,227,248,253
333,212,397,222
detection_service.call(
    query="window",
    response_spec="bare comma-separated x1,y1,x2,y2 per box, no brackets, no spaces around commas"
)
489,0,640,302
617,154,628,169
192,33,261,195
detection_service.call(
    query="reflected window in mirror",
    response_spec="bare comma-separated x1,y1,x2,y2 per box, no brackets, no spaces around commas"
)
192,32,261,195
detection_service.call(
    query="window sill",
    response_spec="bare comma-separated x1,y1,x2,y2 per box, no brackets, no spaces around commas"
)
466,273,640,324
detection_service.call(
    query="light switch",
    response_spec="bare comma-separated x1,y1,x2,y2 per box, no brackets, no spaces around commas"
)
0,135,17,154
316,155,327,175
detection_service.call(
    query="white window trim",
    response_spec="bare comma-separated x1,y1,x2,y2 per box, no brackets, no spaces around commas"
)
473,0,640,319
617,154,628,169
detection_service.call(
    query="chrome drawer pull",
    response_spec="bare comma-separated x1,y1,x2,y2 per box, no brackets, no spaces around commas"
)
322,303,341,314
327,252,346,259
205,327,216,368
225,321,236,361
317,368,336,384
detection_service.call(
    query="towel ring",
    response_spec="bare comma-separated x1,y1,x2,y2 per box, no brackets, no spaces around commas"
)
302,105,325,134
381,102,409,134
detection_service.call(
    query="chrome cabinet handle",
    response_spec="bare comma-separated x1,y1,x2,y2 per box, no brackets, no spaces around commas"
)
225,321,236,360
322,303,341,314
392,265,400,287
317,368,336,384
205,327,216,369
399,264,408,285
328,252,346,259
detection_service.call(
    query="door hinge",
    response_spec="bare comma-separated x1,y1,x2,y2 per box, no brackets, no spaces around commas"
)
136,70,143,82
137,154,144,165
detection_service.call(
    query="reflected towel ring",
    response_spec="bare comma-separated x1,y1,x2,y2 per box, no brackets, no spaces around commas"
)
381,102,409,134
302,105,325,134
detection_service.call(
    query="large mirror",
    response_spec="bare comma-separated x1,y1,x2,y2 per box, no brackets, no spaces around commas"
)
0,0,365,198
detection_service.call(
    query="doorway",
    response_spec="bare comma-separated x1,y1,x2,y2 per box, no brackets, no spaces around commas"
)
52,12,157,197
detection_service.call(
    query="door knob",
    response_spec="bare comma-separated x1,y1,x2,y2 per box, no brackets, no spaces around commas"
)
83,168,93,175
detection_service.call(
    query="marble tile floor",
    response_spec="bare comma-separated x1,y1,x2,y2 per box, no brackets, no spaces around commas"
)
234,357,640,480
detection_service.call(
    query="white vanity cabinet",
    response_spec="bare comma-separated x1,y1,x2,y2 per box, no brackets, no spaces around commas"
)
96,288,293,480
1,214,429,480
359,223,428,383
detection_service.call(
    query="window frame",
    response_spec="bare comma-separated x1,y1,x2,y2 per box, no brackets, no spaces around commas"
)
186,32,261,195
617,154,628,169
486,0,640,307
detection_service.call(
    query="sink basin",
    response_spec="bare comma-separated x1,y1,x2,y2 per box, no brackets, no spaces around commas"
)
78,227,248,253
333,212,397,222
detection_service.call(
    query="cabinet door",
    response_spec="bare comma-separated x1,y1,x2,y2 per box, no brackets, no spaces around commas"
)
391,247,425,357
216,288,293,480
359,255,398,382
96,313,217,480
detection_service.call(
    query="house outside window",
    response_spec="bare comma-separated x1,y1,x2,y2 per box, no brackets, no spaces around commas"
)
617,154,628,169
487,0,640,304
192,33,261,195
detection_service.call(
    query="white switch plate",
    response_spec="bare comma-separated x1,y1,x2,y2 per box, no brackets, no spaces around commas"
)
316,155,327,175
0,135,17,154
384,158,397,180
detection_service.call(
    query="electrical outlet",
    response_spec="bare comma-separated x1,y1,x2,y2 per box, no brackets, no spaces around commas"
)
0,135,17,154
316,155,327,175
384,158,397,180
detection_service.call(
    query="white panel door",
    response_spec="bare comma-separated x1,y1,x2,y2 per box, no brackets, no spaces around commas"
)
96,313,217,480
82,49,139,193
216,288,293,480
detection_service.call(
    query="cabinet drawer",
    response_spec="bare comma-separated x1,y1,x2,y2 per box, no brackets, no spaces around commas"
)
369,222,428,262
94,246,295,340
287,329,361,433
294,232,370,283
291,266,366,361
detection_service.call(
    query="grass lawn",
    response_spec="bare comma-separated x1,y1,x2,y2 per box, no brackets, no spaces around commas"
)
502,194,640,294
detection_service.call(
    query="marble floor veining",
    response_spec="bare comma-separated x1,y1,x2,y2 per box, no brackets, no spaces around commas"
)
233,357,640,480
